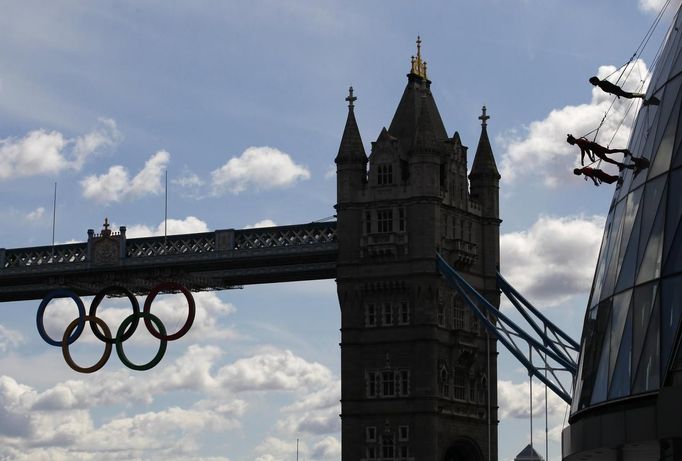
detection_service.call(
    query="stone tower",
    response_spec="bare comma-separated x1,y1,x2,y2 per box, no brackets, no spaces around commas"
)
335,39,500,461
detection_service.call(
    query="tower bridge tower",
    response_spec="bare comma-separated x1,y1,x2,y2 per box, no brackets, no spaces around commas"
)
335,39,501,461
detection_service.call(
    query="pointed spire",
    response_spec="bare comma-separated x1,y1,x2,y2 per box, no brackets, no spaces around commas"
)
335,86,367,165
470,106,500,179
411,95,441,154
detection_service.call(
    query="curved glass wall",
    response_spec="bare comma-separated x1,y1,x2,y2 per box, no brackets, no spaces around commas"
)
572,8,682,414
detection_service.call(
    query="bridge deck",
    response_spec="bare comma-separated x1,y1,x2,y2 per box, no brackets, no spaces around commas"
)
0,222,338,302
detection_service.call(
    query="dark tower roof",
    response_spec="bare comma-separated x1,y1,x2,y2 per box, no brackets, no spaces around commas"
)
335,86,367,164
514,444,544,461
470,106,500,178
411,93,442,154
388,38,448,154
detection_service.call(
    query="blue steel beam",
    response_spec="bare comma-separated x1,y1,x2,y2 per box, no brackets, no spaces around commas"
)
437,253,576,404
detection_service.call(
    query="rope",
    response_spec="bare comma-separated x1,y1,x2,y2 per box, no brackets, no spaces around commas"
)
582,0,673,142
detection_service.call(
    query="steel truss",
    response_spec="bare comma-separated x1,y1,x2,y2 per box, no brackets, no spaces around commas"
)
437,253,579,404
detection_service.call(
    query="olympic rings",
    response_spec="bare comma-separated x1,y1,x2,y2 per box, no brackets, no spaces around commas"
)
37,283,195,373
116,312,167,371
143,282,195,341
36,288,86,347
89,285,139,344
62,315,112,374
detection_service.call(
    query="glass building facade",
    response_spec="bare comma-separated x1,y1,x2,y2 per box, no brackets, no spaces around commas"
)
561,8,682,461
571,7,682,418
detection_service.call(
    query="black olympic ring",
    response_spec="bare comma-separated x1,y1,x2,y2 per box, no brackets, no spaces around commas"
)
36,283,195,373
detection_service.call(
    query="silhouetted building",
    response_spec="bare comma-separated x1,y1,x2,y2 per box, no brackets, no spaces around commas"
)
563,6,682,460
514,444,543,461
335,38,500,461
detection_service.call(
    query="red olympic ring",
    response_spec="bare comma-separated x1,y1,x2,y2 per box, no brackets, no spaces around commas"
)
37,283,195,373
143,282,196,341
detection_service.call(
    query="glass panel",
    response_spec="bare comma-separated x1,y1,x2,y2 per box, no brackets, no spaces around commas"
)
664,168,682,258
636,191,667,284
591,208,617,306
582,299,612,407
637,175,667,267
601,199,627,300
632,290,660,394
632,282,657,371
610,289,633,381
590,327,611,405
663,215,682,276
647,88,680,179
608,305,632,400
673,130,682,168
618,185,644,269
615,213,642,292
661,275,682,380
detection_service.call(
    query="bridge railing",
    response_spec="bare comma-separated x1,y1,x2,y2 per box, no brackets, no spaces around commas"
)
2,243,88,268
1,222,337,269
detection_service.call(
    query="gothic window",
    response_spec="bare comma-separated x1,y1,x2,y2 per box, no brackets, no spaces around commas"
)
439,365,449,398
382,371,396,397
437,303,445,326
366,426,377,442
367,372,377,398
453,367,466,400
470,378,477,401
365,211,372,234
377,164,393,185
366,446,377,459
398,207,406,231
398,426,409,441
398,301,410,325
453,297,465,330
480,375,488,403
377,209,393,233
382,303,393,326
366,304,377,327
399,370,410,396
382,435,395,460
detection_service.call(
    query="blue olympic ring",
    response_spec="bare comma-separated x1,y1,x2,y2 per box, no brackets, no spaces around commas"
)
37,284,195,372
36,288,86,347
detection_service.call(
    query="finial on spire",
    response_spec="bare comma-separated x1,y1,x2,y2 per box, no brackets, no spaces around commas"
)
479,106,490,127
101,217,112,237
410,36,427,78
345,86,357,109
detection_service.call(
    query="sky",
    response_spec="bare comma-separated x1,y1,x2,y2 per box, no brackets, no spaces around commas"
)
0,1,679,460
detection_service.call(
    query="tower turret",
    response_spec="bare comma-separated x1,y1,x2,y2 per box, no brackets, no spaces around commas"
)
469,106,500,219
335,86,367,203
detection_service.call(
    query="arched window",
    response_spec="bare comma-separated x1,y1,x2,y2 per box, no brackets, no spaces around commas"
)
439,364,449,398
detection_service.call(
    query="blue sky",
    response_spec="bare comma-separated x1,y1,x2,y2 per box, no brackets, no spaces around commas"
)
0,1,678,460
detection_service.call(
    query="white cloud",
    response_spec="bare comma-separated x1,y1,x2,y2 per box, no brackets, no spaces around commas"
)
497,379,567,420
24,207,45,221
499,60,649,188
124,216,209,238
244,219,277,229
0,342,338,460
0,119,120,180
501,214,606,306
172,171,204,188
311,436,341,460
639,0,681,13
81,150,169,203
216,348,333,393
211,146,310,194
0,325,23,352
